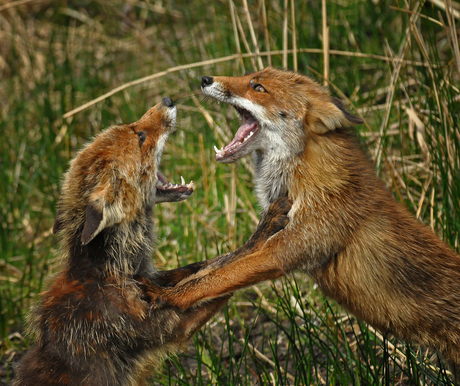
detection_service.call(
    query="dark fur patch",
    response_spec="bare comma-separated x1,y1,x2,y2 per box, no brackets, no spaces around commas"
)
81,203,103,245
53,206,64,235
331,97,363,125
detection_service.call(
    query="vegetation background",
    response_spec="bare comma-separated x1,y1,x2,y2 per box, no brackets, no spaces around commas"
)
1,0,459,384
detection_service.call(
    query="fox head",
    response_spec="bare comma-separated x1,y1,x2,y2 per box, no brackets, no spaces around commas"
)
53,97,194,247
201,67,363,163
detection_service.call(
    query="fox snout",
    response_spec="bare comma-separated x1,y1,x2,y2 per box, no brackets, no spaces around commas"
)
136,97,176,133
201,76,213,88
162,96,174,108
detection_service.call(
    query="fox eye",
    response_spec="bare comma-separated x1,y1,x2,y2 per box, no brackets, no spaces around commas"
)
253,84,266,93
137,132,146,148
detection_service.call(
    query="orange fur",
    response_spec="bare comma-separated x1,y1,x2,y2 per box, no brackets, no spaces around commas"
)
155,68,460,377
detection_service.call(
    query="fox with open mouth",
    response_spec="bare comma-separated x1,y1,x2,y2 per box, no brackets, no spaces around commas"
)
160,67,460,377
13,95,291,386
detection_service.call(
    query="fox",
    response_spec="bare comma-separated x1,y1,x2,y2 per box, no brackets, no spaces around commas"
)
12,96,291,386
145,67,460,377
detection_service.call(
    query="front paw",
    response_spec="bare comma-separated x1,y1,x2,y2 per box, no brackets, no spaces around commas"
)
152,291,191,310
141,284,187,310
154,261,208,287
141,286,174,309
258,196,292,237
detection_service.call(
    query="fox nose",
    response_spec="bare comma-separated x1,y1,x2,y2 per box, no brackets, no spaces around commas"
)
162,97,175,108
201,76,213,88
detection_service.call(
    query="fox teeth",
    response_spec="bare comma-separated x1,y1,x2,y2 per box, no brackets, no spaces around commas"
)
213,145,226,156
187,181,195,189
180,175,185,185
243,131,254,142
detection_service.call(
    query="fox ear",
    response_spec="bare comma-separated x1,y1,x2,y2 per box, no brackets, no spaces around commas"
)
331,98,363,126
309,98,363,135
81,185,128,245
81,202,106,245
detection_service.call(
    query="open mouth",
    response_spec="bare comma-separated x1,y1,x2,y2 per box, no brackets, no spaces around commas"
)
155,171,194,201
214,106,260,162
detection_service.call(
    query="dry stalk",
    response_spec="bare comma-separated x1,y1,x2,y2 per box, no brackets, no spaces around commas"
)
0,0,45,11
233,3,258,71
63,48,439,119
241,0,264,70
241,339,297,383
322,0,329,86
375,0,423,169
261,0,271,66
430,0,460,19
291,0,297,72
444,0,460,77
416,175,434,219
283,0,288,69
229,0,245,72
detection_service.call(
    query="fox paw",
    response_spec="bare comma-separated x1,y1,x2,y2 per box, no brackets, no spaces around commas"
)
254,196,292,240
154,261,209,287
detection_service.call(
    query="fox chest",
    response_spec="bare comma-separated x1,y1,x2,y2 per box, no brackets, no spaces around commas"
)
40,274,148,340
253,151,290,210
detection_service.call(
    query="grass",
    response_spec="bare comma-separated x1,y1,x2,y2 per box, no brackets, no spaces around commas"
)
0,0,459,384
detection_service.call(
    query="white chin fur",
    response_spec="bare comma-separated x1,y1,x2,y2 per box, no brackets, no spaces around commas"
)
167,105,177,129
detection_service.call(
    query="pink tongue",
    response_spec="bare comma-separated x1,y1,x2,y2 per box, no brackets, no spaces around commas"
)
157,171,167,184
224,117,258,151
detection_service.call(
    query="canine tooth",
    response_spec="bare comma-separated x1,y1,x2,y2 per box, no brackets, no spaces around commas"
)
181,176,185,185
214,145,219,154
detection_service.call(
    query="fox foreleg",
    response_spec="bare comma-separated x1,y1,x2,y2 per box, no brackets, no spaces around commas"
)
146,196,292,309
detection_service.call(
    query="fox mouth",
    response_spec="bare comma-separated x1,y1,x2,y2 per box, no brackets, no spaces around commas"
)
214,106,260,162
155,171,194,202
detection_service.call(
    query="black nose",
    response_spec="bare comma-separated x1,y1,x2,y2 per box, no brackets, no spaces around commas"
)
201,76,213,88
162,97,174,108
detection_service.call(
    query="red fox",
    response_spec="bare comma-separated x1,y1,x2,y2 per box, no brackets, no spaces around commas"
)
12,97,291,386
149,68,460,376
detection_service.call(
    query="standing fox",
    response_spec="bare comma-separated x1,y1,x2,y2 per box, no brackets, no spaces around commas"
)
12,96,291,386
148,68,460,376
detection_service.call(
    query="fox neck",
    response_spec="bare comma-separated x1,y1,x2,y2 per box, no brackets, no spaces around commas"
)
61,208,156,279
253,149,296,212
253,128,373,212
